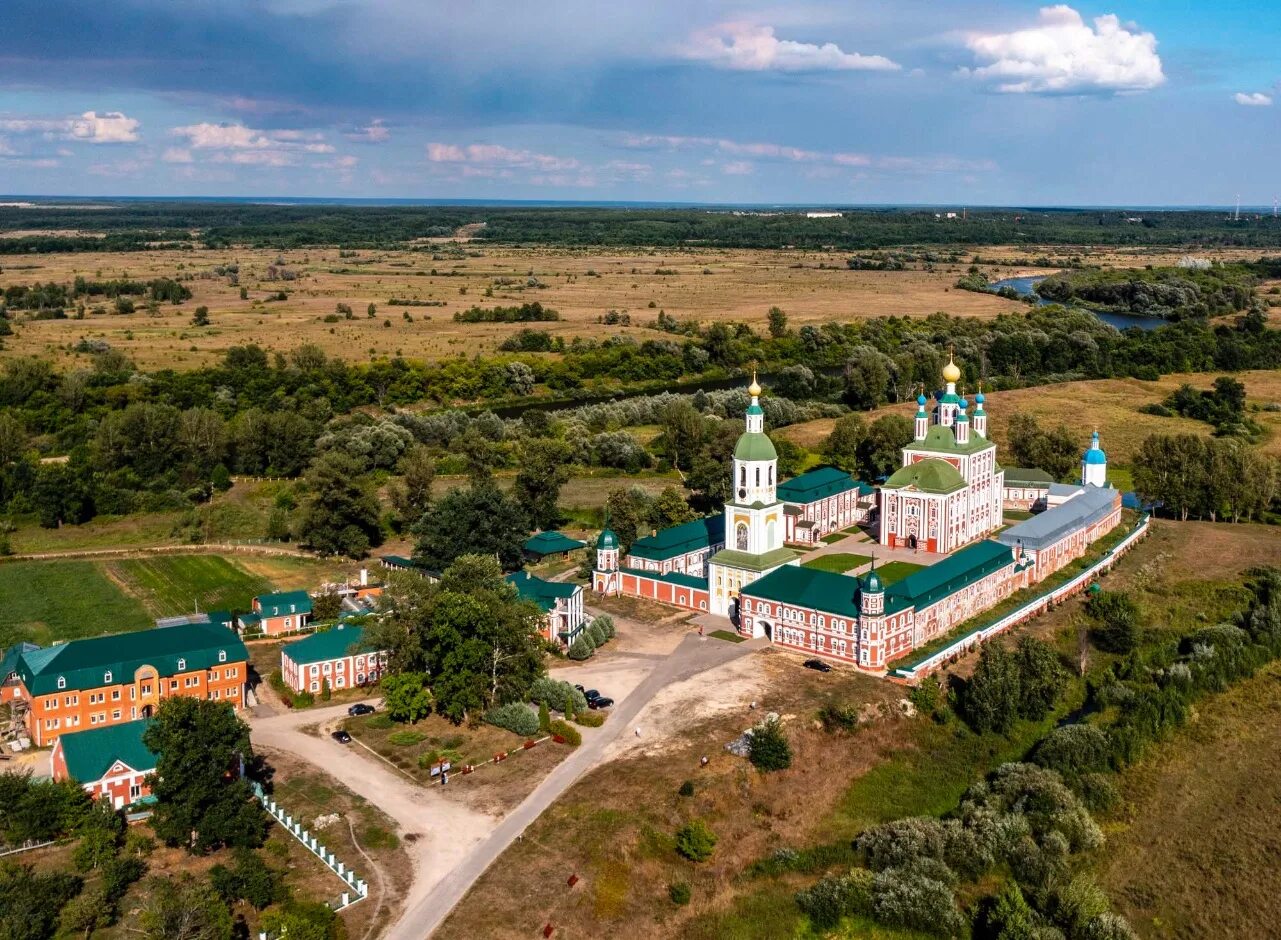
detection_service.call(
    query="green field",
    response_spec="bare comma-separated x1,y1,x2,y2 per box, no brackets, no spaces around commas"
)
801,552,872,574
0,560,152,647
875,560,926,584
105,556,272,618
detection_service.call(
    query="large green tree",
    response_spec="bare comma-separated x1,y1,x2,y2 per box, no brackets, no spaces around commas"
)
137,873,233,940
822,414,866,473
143,699,265,854
297,451,384,558
1006,413,1078,481
513,438,571,531
413,481,528,572
857,415,913,481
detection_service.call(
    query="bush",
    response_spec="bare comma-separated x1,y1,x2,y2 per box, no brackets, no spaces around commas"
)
855,817,948,872
1079,913,1140,940
748,716,792,772
587,620,606,647
593,614,616,639
795,870,873,929
908,676,944,718
388,730,426,746
366,714,394,730
484,703,540,737
669,881,691,905
293,690,315,708
538,701,551,732
1086,591,1141,654
568,634,595,660
529,678,588,715
1032,724,1112,781
548,719,581,746
871,864,966,936
818,703,860,733
678,780,695,798
574,710,604,728
675,819,717,862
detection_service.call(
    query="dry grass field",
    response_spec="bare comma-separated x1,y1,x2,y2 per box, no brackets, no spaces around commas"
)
778,369,1281,466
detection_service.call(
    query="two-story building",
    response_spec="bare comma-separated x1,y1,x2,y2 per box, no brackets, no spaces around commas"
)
51,719,157,810
505,571,588,646
280,623,387,694
14,621,249,747
237,590,313,637
777,466,876,544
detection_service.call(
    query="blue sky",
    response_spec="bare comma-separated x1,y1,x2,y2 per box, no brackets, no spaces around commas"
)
1,1,1277,204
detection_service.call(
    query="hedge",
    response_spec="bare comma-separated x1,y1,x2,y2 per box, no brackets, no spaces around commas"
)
485,703,541,737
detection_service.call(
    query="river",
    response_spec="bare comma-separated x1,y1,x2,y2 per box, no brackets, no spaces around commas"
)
988,275,1166,332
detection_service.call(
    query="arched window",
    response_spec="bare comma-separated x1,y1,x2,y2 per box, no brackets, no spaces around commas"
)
769,465,774,486
755,467,760,487
739,465,746,486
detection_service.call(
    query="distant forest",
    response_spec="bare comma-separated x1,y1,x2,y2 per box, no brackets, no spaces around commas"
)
4,203,1281,252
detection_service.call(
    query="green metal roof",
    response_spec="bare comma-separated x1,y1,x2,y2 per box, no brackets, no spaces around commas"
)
596,528,619,551
882,458,967,494
282,624,375,666
59,719,157,783
620,568,709,591
0,642,39,681
628,515,725,561
906,424,991,456
17,622,249,697
886,539,1015,608
1003,467,1054,486
504,571,580,612
734,431,777,461
776,466,872,504
254,590,312,617
523,531,587,556
742,566,861,618
709,547,799,572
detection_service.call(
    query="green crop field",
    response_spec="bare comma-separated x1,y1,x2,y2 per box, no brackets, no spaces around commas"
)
0,560,152,647
875,560,927,584
801,552,872,574
105,555,272,618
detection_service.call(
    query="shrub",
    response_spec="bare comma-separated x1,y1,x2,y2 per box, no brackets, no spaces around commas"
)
795,870,873,929
574,710,604,728
818,703,859,733
908,676,944,718
388,730,426,746
538,701,551,732
293,690,315,708
593,615,616,639
587,620,606,647
1052,876,1110,936
484,703,540,737
748,716,792,772
975,881,1037,940
1032,724,1112,781
528,678,588,715
678,780,695,798
871,864,966,936
675,819,717,862
1078,913,1140,940
1086,591,1141,654
366,714,394,730
568,634,595,661
548,719,581,746
856,817,948,872
669,881,691,905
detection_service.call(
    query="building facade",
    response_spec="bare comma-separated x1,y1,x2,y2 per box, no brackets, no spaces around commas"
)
505,571,588,645
879,360,1003,554
778,467,876,544
14,622,249,747
280,623,387,694
51,719,156,810
238,590,313,636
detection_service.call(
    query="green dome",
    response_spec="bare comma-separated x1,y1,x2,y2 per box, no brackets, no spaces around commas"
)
882,458,966,494
734,431,777,461
862,570,883,593
596,528,618,551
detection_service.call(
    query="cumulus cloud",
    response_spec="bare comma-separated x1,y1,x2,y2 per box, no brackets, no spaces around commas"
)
683,21,899,72
347,119,390,142
161,147,193,163
1234,91,1272,106
0,110,140,143
426,142,579,171
962,5,1164,95
168,122,337,167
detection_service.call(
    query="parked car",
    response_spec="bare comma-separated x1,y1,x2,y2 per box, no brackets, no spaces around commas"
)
589,697,614,709
583,689,601,703
331,729,352,744
348,703,376,716
803,658,832,673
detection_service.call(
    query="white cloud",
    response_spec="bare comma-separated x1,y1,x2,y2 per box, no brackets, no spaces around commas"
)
347,119,390,142
1234,91,1272,106
962,5,1164,95
168,122,337,168
721,160,754,175
426,142,579,170
0,137,15,157
162,147,194,163
682,21,899,72
172,123,276,149
69,111,140,143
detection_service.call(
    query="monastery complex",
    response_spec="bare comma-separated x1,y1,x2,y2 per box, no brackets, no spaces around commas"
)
594,354,1122,673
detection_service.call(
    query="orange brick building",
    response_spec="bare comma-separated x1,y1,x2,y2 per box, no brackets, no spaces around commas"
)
13,622,250,747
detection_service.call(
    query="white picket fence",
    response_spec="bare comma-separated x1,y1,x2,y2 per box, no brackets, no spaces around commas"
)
889,513,1152,682
250,780,368,925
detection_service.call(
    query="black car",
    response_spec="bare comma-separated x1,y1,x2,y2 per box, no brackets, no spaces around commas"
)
583,689,601,703
589,696,614,710
348,703,376,716
331,729,352,744
803,658,832,673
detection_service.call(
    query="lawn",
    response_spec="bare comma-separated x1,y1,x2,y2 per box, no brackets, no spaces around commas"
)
707,629,745,643
801,552,872,574
0,559,152,647
105,555,272,618
875,560,926,584
820,531,848,545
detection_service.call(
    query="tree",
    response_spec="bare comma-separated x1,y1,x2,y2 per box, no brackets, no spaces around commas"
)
138,874,233,940
1085,590,1141,653
822,414,866,472
0,862,83,940
209,848,280,909
843,347,890,410
190,306,210,327
675,820,717,862
312,592,342,622
297,451,384,558
748,716,792,771
858,415,914,481
1007,413,1078,481
60,885,112,938
656,400,708,474
514,438,571,530
960,644,1023,734
380,672,432,723
259,900,338,940
143,699,265,854
389,444,435,528
604,486,656,550
651,486,694,529
1014,636,1066,721
413,481,528,572
767,306,789,338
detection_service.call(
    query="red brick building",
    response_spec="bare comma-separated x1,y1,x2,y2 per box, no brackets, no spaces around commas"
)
51,719,157,810
280,623,386,694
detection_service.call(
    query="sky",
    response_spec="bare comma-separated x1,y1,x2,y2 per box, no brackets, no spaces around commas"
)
1,0,1278,205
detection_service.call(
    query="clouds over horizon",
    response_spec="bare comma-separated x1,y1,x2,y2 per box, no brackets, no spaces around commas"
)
681,21,899,73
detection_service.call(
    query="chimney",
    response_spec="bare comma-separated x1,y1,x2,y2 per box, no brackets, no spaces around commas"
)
359,568,368,587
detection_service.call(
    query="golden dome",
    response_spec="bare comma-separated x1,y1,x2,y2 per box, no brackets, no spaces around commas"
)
942,355,961,384
748,371,762,397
